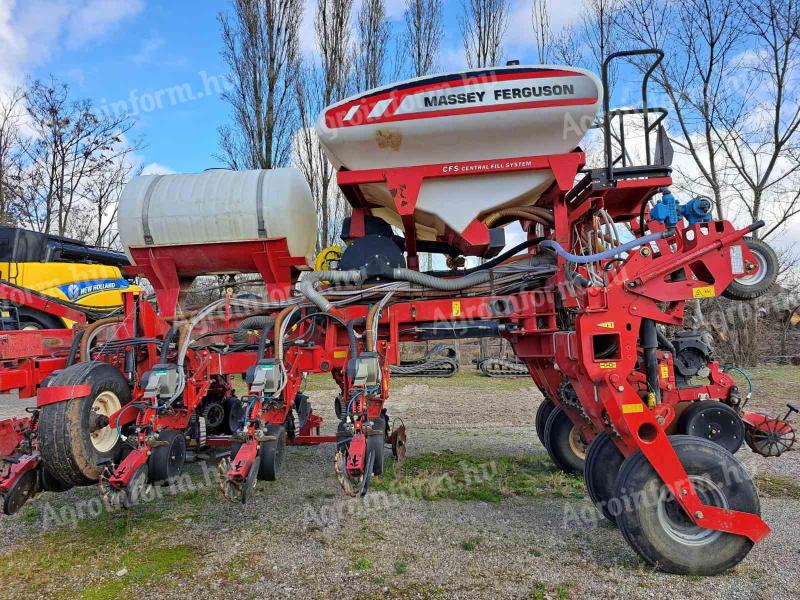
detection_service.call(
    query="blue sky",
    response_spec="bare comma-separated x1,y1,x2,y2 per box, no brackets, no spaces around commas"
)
0,0,586,174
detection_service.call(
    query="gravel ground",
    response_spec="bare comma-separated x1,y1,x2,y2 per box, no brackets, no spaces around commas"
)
0,372,798,599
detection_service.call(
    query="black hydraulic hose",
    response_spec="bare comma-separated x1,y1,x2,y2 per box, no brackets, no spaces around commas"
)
640,319,661,405
656,329,676,355
160,324,180,362
66,329,85,368
424,238,545,276
257,322,271,359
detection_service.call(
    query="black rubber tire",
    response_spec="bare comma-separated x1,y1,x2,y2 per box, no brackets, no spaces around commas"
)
224,397,245,435
615,435,759,575
678,400,745,454
148,429,186,483
39,361,131,486
258,425,287,481
584,433,626,525
39,466,74,493
201,399,226,432
2,469,38,515
17,307,65,330
535,399,555,445
722,238,777,301
543,406,586,474
367,417,386,476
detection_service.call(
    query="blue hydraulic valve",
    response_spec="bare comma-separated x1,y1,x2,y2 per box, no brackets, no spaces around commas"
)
649,189,713,227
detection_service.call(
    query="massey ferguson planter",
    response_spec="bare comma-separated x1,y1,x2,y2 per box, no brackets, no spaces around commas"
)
0,50,796,577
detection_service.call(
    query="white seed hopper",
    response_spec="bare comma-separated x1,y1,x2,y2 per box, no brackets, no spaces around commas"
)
317,66,602,240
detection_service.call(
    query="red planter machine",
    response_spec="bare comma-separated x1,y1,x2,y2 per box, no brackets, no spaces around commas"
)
0,50,796,575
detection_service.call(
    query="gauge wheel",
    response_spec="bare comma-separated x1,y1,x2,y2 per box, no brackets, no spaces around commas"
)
584,433,626,524
615,435,759,575
543,406,587,474
535,399,555,446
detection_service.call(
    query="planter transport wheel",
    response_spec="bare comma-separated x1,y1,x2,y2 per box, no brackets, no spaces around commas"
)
722,238,778,301
678,400,744,454
615,435,759,575
148,430,186,484
535,399,555,446
258,425,286,481
39,361,132,486
543,406,587,474
584,433,625,525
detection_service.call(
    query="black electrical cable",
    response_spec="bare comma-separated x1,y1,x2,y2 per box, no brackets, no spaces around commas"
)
423,237,545,276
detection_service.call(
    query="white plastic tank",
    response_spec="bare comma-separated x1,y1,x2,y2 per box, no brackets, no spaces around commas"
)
317,65,602,238
118,168,317,262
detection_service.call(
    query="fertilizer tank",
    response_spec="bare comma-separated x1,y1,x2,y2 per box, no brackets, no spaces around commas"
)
317,65,602,240
118,168,317,275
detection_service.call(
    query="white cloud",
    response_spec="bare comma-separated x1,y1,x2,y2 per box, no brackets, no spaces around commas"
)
140,162,176,176
0,0,144,92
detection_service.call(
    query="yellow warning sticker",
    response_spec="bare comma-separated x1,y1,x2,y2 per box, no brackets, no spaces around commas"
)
660,365,669,379
598,321,615,329
452,301,461,317
692,285,716,299
599,361,617,369
333,350,348,359
622,403,645,414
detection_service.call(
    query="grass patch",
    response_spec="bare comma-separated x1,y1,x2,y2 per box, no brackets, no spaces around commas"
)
80,545,197,600
393,561,408,575
371,450,584,502
461,537,481,551
528,581,571,599
352,558,372,571
754,473,800,499
0,506,200,597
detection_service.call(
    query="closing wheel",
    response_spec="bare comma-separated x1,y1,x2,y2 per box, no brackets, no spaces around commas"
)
543,406,587,474
39,362,132,486
723,238,777,301
2,469,38,515
615,435,759,575
258,425,286,481
678,400,744,454
584,433,625,525
148,430,186,483
367,417,386,476
535,398,555,445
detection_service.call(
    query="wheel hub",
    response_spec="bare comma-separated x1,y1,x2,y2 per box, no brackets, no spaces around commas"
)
90,391,122,453
657,475,727,546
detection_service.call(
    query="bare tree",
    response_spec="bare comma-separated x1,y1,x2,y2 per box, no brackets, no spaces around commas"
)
551,24,584,66
294,0,354,250
355,0,391,91
531,0,552,63
18,78,140,239
582,0,620,93
616,0,744,219
460,0,509,68
711,0,800,240
217,0,303,170
0,88,26,224
403,0,443,77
